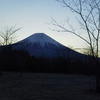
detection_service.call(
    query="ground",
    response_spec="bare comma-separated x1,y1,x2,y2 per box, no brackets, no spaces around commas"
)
0,72,99,100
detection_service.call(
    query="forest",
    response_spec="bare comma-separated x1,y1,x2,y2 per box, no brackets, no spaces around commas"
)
0,45,98,76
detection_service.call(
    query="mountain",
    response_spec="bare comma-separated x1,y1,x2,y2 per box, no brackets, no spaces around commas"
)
12,33,86,60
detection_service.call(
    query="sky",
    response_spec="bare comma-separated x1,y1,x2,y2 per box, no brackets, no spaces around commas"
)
0,0,86,50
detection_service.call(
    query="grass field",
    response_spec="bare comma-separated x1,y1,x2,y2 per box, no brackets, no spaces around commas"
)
0,72,99,100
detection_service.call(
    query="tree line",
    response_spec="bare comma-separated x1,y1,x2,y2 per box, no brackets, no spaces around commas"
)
0,45,98,75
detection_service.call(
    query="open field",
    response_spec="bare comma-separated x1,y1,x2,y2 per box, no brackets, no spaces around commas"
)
0,72,99,100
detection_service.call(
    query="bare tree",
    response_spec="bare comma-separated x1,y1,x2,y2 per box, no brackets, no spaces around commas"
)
52,0,100,92
0,25,21,76
0,25,21,46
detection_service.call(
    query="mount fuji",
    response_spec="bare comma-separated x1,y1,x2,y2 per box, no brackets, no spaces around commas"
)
12,33,86,59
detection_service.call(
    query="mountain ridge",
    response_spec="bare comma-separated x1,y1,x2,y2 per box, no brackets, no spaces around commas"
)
17,33,65,47
11,33,86,59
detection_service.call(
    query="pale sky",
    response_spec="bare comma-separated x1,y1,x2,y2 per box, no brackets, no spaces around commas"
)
0,0,86,49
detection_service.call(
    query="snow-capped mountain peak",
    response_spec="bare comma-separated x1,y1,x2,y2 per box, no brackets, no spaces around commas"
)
12,32,85,59
23,33,61,47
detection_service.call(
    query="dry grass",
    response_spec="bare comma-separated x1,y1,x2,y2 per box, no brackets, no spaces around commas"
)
0,72,99,100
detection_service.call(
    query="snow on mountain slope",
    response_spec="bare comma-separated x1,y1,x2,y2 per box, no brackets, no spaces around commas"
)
24,33,62,47
12,33,86,59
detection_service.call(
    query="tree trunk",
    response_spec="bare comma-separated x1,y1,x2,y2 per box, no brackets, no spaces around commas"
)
96,64,100,92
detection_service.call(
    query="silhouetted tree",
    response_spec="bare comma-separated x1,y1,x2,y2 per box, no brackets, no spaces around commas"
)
52,0,100,92
0,25,21,45
0,45,13,76
0,25,21,76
